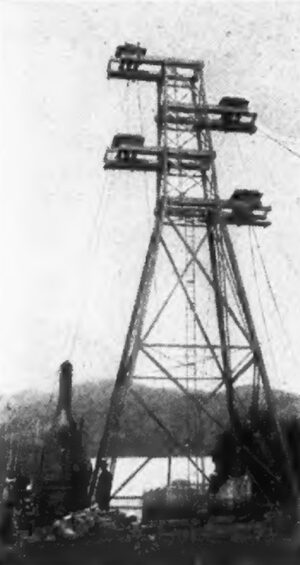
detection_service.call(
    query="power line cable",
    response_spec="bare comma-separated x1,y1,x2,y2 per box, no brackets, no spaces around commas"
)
248,228,280,383
67,178,113,358
235,135,249,187
257,126,300,161
252,230,284,326
137,84,152,229
252,229,300,372
272,233,300,280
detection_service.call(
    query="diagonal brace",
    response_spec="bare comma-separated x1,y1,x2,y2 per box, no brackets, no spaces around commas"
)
142,233,207,340
111,457,152,498
130,387,211,483
161,235,223,373
169,218,250,343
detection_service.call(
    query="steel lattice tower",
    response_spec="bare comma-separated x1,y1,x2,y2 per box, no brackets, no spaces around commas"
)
89,46,297,509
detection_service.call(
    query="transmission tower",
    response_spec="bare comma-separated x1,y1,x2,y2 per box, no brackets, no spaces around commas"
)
89,45,297,510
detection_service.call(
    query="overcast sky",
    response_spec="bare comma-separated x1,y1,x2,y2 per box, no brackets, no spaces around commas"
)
1,0,300,397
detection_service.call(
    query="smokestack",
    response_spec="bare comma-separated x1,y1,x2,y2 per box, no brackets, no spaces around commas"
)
56,361,73,423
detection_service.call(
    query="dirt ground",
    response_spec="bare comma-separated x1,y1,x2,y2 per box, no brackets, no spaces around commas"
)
14,539,300,565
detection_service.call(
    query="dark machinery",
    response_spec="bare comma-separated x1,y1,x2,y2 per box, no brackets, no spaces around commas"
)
33,362,91,524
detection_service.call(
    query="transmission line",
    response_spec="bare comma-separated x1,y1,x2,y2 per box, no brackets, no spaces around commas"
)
252,229,300,372
257,126,300,161
67,178,113,358
248,228,280,383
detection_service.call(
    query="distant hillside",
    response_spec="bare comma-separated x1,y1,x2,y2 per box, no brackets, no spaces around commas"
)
1,380,300,459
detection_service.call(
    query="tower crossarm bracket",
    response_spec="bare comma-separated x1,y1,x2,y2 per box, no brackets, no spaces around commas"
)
167,102,256,117
161,194,271,227
163,99,257,134
104,138,215,173
107,45,203,83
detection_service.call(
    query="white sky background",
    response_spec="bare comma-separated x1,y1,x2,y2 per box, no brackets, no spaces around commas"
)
1,0,300,396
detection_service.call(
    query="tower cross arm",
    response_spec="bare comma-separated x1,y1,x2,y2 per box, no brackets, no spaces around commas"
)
110,55,204,70
167,102,255,117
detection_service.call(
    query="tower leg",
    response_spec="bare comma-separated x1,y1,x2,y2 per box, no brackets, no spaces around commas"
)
223,226,298,500
89,208,164,500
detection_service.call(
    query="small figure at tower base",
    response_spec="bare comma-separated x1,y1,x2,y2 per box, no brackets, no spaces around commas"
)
95,461,112,512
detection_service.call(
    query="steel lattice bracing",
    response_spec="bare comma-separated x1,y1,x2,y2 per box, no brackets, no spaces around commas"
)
89,48,297,507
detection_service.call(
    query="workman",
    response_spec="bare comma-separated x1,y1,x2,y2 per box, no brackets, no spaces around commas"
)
0,499,16,563
95,461,112,511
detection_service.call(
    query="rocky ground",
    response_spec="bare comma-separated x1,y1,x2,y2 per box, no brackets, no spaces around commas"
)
10,507,300,565
18,538,300,565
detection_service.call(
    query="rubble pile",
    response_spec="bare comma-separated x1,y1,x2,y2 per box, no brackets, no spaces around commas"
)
18,505,284,553
21,504,137,544
54,504,113,539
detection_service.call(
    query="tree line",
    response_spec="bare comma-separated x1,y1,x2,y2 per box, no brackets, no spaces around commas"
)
1,380,299,465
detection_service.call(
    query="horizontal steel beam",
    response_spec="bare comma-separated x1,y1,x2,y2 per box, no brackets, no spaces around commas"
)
142,342,250,349
109,55,204,69
132,375,222,381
